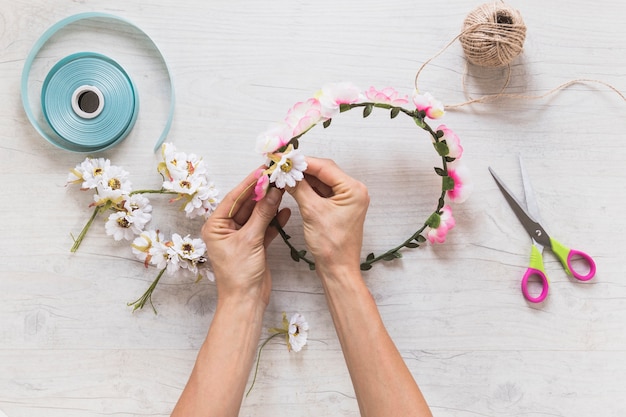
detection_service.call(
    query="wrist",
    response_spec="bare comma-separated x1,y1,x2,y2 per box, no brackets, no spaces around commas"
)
316,261,364,288
215,294,267,323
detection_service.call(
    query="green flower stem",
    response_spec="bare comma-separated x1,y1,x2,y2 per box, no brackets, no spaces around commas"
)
127,267,167,314
246,331,285,397
71,189,179,254
129,188,179,196
70,204,102,253
270,218,316,270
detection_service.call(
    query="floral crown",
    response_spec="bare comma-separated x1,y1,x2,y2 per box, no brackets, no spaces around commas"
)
252,82,471,270
67,83,470,312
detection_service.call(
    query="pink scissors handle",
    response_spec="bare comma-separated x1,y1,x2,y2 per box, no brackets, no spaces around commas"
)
550,238,597,281
521,267,550,303
566,249,596,281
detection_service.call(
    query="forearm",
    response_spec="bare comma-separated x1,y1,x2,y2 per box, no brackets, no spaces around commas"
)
171,296,266,417
318,266,433,417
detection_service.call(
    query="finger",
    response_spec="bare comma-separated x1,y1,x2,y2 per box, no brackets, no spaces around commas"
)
287,171,317,205
264,207,291,247
213,167,264,219
242,187,284,238
300,157,350,190
303,173,333,198
232,196,256,227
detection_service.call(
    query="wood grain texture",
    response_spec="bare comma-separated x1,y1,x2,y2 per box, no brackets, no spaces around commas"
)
1,0,625,415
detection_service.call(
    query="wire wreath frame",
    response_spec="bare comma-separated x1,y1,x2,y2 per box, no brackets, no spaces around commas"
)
256,88,467,271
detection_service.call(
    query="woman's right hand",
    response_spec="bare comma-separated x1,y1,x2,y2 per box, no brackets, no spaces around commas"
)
287,157,370,274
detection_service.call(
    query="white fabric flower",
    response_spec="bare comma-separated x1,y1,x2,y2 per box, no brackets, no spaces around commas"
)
269,146,307,189
149,237,172,271
124,194,152,231
197,263,215,282
287,313,309,352
93,165,132,206
167,233,206,274
75,157,111,189
105,211,135,241
184,183,220,218
131,229,165,265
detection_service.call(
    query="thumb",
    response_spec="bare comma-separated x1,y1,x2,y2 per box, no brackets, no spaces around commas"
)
244,186,283,237
286,176,315,207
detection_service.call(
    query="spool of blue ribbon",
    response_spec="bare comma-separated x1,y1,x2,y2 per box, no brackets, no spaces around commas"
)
21,12,175,153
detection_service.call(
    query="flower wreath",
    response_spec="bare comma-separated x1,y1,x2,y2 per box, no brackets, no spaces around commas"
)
252,83,471,271
67,83,470,312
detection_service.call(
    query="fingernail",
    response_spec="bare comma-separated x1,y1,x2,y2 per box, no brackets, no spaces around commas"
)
265,187,281,205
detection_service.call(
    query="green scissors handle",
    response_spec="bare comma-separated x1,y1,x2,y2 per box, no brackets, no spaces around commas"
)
523,238,596,303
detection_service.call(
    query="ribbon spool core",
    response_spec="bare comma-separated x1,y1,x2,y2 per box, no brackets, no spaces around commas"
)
21,12,176,153
72,85,104,119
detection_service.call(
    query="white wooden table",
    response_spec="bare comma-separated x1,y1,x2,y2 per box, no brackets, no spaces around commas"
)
2,0,625,416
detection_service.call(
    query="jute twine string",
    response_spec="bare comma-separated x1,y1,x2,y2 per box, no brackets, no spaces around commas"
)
414,1,626,109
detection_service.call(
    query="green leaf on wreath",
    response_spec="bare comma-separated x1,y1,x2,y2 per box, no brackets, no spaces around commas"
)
404,242,419,248
309,263,316,271
390,107,400,119
416,235,427,243
414,116,426,128
323,119,332,128
363,104,373,118
382,252,402,261
433,141,449,157
425,212,441,228
290,248,301,262
442,176,455,191
360,263,372,271
366,252,375,262
339,103,351,112
434,167,446,176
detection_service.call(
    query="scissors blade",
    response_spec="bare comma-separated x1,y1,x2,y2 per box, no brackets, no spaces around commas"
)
518,156,543,224
488,166,552,248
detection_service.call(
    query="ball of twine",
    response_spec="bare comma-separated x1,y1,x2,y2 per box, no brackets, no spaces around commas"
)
459,2,526,67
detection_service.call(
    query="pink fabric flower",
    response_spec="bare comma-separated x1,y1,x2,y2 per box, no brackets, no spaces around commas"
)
435,124,463,159
364,86,409,105
316,82,361,119
253,169,270,201
427,205,455,244
255,123,292,156
285,98,323,137
447,162,472,203
412,91,444,119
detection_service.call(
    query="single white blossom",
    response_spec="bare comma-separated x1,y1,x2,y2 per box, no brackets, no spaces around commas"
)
269,146,307,189
124,194,153,231
105,211,135,241
131,229,165,266
184,183,221,218
93,166,132,206
69,157,111,189
167,233,206,274
288,313,309,352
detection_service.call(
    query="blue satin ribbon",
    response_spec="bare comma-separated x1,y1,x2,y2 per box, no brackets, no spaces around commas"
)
21,12,175,153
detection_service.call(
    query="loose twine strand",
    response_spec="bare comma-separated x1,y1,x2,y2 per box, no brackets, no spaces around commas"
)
414,1,626,109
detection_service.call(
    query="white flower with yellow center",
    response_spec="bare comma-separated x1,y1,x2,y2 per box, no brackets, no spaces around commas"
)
268,145,307,189
287,313,309,352
167,233,206,274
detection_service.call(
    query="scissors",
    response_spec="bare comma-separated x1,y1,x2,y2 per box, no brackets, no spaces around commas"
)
488,157,597,303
